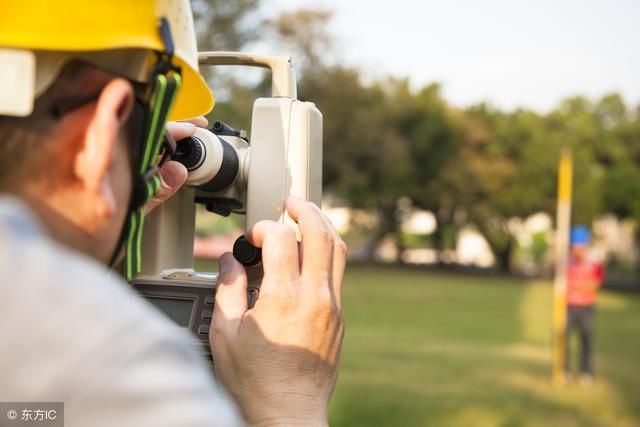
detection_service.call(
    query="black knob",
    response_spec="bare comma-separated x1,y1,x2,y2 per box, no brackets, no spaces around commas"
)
212,120,241,137
233,236,262,267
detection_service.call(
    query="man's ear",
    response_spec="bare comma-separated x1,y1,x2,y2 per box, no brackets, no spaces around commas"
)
74,78,134,220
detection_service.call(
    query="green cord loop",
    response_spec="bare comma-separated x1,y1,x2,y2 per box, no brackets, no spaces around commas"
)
124,71,181,281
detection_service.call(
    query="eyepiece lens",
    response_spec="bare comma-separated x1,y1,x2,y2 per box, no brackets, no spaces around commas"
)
172,137,204,171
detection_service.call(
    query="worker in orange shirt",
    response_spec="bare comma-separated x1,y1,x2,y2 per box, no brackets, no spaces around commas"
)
565,225,604,386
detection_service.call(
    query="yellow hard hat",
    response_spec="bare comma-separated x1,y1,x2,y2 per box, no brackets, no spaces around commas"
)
0,0,214,120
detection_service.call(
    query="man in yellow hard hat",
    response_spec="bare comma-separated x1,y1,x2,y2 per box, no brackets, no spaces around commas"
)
0,2,345,426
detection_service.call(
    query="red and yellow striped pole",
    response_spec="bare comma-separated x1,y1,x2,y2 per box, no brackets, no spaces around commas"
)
552,148,573,386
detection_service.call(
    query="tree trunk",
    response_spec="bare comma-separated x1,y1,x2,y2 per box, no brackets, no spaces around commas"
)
363,201,398,263
433,209,455,265
493,238,514,272
477,221,514,273
394,215,407,265
432,215,445,265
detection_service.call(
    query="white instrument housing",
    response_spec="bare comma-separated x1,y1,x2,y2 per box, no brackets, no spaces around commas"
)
137,51,323,276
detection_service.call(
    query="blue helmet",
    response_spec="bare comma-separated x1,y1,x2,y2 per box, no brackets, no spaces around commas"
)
570,225,591,246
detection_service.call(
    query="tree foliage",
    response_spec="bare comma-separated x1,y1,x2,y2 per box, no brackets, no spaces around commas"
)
191,0,261,51
194,3,640,270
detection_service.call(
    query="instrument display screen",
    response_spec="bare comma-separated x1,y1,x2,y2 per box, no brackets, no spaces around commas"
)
147,297,194,327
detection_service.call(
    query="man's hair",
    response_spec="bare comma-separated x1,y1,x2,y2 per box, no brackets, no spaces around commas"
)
0,61,135,191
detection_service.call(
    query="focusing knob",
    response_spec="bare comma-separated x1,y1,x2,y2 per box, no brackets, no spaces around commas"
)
198,139,239,192
233,236,262,267
212,120,241,137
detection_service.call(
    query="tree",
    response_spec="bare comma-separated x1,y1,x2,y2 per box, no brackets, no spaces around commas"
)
191,2,640,273
546,96,605,226
599,96,640,268
267,9,416,261
409,85,463,252
424,103,570,271
427,105,520,270
191,0,262,51
265,9,334,75
302,70,417,260
190,0,264,126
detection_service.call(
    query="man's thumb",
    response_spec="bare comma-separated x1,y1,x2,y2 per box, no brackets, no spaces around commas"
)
213,252,249,330
144,161,187,214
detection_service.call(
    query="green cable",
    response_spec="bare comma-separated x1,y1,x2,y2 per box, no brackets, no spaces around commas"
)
125,211,139,280
141,75,168,172
124,71,182,281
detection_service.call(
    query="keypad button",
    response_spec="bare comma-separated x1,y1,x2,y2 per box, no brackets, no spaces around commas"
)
198,342,212,359
198,325,210,336
204,295,214,305
202,310,213,320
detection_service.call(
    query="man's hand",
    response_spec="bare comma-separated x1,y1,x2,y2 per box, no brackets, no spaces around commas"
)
211,197,346,427
144,116,208,214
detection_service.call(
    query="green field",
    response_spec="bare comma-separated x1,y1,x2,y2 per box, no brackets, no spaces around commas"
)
328,266,640,427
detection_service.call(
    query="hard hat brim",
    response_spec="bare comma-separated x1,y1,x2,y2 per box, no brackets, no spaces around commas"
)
170,57,214,121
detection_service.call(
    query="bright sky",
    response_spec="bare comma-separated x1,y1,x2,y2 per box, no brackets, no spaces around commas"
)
260,0,640,112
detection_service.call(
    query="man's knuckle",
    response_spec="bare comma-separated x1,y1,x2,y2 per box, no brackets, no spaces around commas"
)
210,321,226,340
216,274,233,288
307,201,322,215
155,184,171,197
254,219,274,230
299,205,322,223
313,285,336,310
249,220,270,238
311,228,332,246
338,316,346,339
273,223,296,241
334,239,348,257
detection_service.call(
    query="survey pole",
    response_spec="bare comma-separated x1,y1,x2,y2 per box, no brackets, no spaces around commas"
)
552,148,573,386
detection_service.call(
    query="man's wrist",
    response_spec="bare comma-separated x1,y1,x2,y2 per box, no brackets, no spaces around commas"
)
240,388,330,427
251,419,328,427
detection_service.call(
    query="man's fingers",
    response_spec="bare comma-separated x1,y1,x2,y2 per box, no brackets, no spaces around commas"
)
144,118,207,214
182,116,209,128
318,210,347,307
246,220,300,285
165,116,208,141
213,253,249,331
144,161,187,214
166,121,197,141
286,197,334,280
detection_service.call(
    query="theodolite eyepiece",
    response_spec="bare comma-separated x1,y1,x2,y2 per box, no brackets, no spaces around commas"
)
172,123,246,194
173,135,205,171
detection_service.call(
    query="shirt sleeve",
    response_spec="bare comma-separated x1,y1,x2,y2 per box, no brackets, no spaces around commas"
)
0,199,245,427
66,331,244,427
54,263,246,427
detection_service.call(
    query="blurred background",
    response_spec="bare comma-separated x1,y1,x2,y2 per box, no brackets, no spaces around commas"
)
189,1,640,425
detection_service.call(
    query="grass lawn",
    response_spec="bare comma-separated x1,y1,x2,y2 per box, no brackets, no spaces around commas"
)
329,265,640,427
